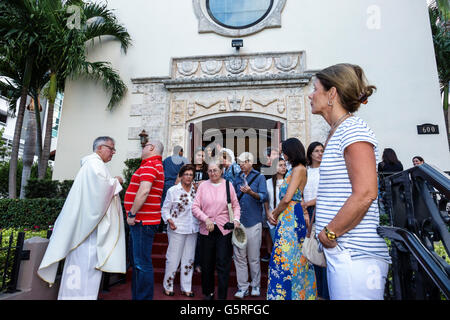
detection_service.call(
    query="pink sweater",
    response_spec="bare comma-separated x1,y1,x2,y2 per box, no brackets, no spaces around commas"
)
192,179,241,236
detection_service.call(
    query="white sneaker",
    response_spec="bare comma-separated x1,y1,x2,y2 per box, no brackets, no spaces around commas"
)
234,289,249,299
251,287,260,297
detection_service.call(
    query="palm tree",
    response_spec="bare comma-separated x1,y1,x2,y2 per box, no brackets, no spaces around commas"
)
0,0,131,196
20,98,39,199
429,1,450,144
0,0,48,198
36,0,131,178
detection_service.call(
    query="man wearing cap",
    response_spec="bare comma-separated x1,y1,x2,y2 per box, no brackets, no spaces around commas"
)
232,152,267,298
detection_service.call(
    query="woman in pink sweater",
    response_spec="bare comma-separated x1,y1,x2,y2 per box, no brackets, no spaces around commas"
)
192,161,241,300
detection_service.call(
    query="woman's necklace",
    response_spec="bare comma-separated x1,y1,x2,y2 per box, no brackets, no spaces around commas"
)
324,112,352,148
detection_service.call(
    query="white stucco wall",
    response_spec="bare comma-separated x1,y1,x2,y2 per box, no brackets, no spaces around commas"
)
53,0,449,180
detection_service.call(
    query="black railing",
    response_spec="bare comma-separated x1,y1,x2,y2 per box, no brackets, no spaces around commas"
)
0,231,29,293
377,163,450,300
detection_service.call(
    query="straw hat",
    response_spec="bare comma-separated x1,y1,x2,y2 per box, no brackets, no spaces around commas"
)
232,225,247,249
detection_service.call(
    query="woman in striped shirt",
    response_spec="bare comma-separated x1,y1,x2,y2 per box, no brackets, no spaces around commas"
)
308,63,391,300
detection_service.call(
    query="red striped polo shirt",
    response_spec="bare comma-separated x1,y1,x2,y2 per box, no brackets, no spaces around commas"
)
124,155,164,225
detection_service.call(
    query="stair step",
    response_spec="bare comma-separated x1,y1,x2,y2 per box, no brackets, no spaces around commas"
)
153,268,268,287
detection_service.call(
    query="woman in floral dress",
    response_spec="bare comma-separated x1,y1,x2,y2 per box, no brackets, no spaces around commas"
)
266,138,317,300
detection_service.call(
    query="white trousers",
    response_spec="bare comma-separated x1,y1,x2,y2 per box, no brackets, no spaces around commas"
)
233,223,262,291
58,230,102,300
324,245,389,300
163,229,197,293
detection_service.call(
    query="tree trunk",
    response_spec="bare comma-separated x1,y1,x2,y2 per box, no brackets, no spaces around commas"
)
20,106,37,199
8,56,33,198
33,91,43,167
444,83,449,149
39,73,57,179
38,72,57,179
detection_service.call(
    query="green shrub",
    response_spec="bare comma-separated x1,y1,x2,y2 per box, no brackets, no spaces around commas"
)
0,160,53,198
121,158,141,198
58,180,74,198
24,179,74,199
0,198,65,229
24,179,59,199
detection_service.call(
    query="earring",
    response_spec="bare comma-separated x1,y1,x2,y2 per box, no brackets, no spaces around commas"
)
327,100,333,106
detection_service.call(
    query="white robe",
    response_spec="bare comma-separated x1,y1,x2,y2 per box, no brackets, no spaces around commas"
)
37,153,126,298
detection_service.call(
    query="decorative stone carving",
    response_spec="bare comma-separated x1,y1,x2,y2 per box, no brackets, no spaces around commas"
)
177,61,199,76
130,51,314,160
196,100,221,109
225,57,247,74
187,102,196,116
170,52,306,85
251,98,277,108
245,99,253,110
275,55,298,72
229,94,242,112
171,100,186,125
200,60,222,76
277,100,286,114
250,56,273,73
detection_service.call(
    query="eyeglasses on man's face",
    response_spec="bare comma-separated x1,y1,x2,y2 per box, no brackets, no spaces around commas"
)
207,168,221,174
101,144,116,152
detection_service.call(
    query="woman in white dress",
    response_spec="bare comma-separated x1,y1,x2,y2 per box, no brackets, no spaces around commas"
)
302,141,328,299
161,164,199,297
264,158,287,243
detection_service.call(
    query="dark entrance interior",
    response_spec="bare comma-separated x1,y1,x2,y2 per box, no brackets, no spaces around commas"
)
189,116,283,170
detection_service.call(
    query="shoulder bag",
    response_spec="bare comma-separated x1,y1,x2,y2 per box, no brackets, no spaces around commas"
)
225,180,247,249
302,208,326,267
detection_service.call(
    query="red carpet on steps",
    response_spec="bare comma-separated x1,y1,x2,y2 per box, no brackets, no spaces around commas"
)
98,232,270,300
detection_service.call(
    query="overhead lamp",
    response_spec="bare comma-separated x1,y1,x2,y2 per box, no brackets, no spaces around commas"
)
232,39,243,51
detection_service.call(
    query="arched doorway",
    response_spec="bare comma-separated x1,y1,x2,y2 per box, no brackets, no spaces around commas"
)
188,115,284,170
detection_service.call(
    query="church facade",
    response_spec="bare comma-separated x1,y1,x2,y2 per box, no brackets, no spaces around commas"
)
53,0,450,180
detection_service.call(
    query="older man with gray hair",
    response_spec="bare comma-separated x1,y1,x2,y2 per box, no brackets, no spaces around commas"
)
38,136,125,299
124,139,165,300
232,152,267,299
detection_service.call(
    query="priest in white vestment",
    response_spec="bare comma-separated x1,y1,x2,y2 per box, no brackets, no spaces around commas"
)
37,136,126,300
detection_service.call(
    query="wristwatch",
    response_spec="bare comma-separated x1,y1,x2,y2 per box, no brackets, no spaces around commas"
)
127,211,136,218
324,226,337,241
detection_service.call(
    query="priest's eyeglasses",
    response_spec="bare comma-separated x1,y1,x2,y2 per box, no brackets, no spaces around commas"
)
101,144,116,152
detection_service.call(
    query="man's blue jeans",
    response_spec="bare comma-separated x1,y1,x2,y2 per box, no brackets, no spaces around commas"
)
129,222,157,300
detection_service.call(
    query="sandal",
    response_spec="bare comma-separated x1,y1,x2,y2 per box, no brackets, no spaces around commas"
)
181,291,195,297
163,289,175,296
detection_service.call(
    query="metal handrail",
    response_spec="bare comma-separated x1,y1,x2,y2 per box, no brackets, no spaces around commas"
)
378,226,450,299
377,163,449,299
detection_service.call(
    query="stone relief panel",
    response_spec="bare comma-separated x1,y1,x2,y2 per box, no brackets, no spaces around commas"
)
179,88,291,123
130,51,313,159
171,51,306,81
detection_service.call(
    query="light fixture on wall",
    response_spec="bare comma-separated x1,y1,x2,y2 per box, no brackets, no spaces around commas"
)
139,129,148,147
232,39,243,51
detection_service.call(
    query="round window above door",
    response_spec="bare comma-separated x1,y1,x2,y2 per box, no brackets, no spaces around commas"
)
206,0,274,29
193,0,287,37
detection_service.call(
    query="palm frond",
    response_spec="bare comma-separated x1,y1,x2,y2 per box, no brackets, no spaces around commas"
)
78,61,127,110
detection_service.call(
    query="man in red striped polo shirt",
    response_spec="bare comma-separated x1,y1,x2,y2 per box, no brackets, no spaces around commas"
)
124,139,164,300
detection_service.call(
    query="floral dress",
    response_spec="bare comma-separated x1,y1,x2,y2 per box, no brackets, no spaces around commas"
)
267,168,317,300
